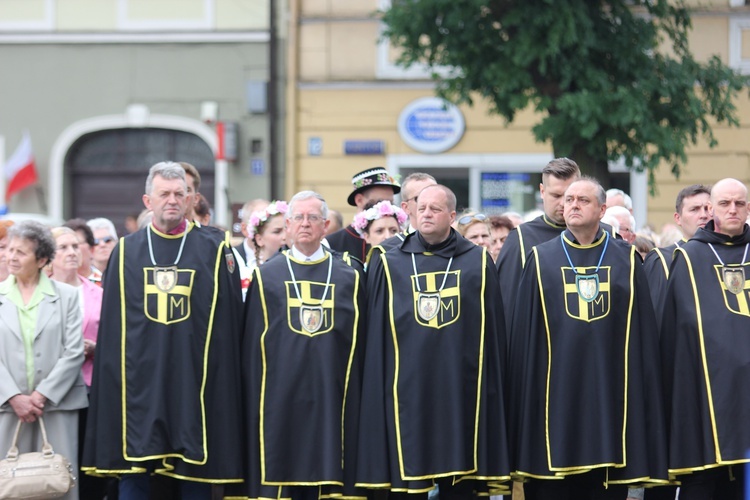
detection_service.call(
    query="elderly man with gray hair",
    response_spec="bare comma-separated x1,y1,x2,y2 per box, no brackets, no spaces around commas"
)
605,205,637,244
241,190,366,499
82,161,244,499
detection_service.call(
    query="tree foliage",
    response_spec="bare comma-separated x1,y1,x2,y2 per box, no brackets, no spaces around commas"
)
381,0,748,186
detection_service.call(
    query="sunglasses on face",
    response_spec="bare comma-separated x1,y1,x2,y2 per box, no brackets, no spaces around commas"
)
457,213,487,225
95,236,116,245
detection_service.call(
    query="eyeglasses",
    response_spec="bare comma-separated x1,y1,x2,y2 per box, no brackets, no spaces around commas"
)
457,213,487,225
94,236,116,245
289,214,324,223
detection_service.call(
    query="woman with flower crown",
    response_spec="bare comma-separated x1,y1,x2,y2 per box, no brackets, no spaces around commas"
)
352,201,408,266
248,200,289,269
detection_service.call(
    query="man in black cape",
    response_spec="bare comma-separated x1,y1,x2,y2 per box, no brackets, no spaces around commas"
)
325,166,400,261
82,162,244,499
642,184,710,320
241,190,366,500
358,184,510,498
495,158,581,330
508,178,668,499
378,172,436,251
661,178,750,498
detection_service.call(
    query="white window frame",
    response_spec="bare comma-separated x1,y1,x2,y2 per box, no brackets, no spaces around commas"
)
729,16,750,74
376,0,452,80
0,0,55,32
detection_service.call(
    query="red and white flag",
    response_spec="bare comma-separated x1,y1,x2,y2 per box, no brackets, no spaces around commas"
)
5,131,38,201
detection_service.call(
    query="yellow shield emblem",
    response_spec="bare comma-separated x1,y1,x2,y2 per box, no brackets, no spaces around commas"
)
562,267,610,322
286,281,335,336
714,264,750,316
144,268,195,325
411,271,460,329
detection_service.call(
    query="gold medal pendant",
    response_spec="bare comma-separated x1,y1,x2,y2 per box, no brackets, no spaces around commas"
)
576,274,600,302
722,266,745,295
417,292,440,321
300,305,324,333
154,266,178,292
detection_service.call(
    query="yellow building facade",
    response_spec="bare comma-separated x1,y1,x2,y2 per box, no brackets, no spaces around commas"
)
286,0,750,232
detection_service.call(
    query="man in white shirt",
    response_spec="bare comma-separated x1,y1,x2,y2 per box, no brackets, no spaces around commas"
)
241,190,365,500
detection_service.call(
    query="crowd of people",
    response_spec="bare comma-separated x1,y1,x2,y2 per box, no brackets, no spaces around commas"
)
0,158,747,500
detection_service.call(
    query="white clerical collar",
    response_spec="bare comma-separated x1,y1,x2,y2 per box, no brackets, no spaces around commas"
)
291,244,326,261
407,224,417,234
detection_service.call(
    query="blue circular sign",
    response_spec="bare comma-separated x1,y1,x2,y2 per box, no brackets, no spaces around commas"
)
397,97,465,154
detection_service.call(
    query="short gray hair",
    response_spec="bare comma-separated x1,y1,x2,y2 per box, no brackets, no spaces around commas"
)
8,220,57,263
605,188,633,210
145,161,187,195
606,205,636,232
87,217,118,239
401,172,437,199
287,191,329,219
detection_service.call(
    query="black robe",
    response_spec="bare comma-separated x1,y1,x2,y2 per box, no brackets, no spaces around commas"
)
326,224,369,263
661,222,750,476
357,230,510,495
496,215,617,334
508,229,668,486
642,241,682,325
496,215,566,333
242,249,366,499
82,223,244,483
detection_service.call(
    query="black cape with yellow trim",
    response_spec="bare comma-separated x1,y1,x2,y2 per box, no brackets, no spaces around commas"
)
82,222,245,483
642,241,681,323
660,222,750,475
508,229,668,485
357,230,511,495
496,214,616,333
241,248,366,499
496,215,566,331
326,224,369,263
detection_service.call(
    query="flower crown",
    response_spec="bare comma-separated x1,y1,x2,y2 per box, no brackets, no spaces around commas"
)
352,201,408,235
248,200,288,237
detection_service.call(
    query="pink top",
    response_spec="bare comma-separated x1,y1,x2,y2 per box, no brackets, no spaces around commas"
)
79,275,103,386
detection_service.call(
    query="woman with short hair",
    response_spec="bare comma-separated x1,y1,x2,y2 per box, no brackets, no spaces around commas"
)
0,220,87,500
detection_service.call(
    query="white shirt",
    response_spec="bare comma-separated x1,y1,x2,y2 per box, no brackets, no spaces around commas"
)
290,244,326,262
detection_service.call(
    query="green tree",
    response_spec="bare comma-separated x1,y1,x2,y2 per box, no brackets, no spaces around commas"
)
381,0,747,187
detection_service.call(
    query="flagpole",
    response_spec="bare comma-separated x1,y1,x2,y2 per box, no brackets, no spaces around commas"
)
0,136,6,215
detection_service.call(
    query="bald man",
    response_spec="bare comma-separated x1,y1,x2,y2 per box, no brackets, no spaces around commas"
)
660,178,750,499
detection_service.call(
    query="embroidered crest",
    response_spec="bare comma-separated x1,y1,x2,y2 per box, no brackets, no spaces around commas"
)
722,267,745,295
411,271,461,329
563,267,610,322
144,267,195,325
225,251,236,274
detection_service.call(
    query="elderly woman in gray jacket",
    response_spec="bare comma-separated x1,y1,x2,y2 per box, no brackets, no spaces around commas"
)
0,221,86,500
